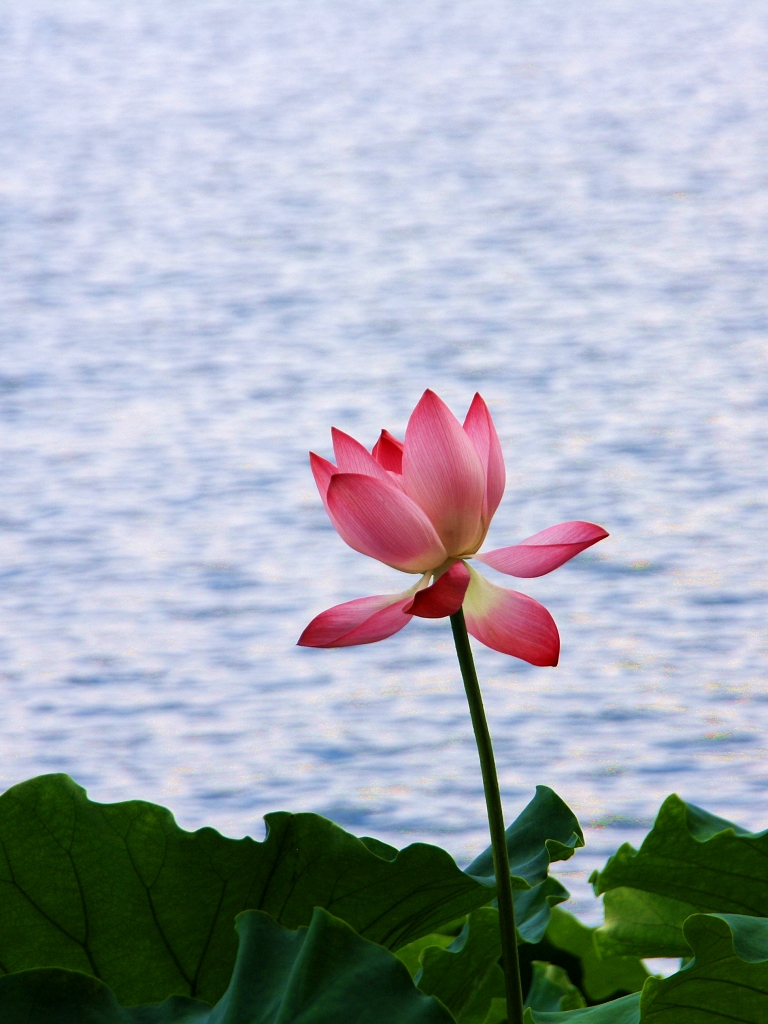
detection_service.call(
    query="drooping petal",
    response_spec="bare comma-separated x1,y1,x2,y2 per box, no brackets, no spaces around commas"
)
327,472,447,572
402,390,485,556
332,427,393,483
310,451,337,509
298,593,415,648
477,521,609,578
462,565,560,666
372,429,405,474
405,560,471,618
463,393,506,526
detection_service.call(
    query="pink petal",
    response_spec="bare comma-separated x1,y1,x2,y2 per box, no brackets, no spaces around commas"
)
327,473,447,572
298,592,416,648
463,393,506,526
462,566,560,666
310,451,337,508
402,390,485,557
405,560,471,618
477,521,609,578
372,429,405,474
332,428,393,483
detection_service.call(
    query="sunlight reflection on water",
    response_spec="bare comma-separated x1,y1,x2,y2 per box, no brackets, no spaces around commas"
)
1,0,767,920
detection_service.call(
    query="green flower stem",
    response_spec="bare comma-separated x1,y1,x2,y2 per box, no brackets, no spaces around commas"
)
450,609,525,1024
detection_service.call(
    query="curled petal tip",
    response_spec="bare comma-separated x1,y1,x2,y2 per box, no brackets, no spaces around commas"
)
372,429,405,474
331,427,391,482
309,451,337,506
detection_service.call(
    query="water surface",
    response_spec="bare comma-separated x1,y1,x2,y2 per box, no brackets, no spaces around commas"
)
1,0,767,921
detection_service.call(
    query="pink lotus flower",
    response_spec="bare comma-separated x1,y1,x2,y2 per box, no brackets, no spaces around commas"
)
298,390,608,665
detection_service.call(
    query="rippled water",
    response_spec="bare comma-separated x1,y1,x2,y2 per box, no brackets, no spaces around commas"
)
1,0,767,921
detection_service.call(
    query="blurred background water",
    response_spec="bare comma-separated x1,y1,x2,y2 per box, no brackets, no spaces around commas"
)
1,0,767,925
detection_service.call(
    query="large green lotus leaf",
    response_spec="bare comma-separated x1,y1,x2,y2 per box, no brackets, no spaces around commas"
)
0,908,454,1024
0,774,501,1005
0,774,580,1006
524,962,585,1012
396,934,455,979
480,999,507,1024
466,785,585,943
593,888,698,959
0,970,209,1024
590,795,768,919
395,785,584,966
525,915,768,1023
467,786,584,880
544,907,650,1002
406,800,587,1024
523,993,641,1024
213,907,454,1023
514,876,574,944
415,907,505,1024
401,910,590,1023
640,913,768,1023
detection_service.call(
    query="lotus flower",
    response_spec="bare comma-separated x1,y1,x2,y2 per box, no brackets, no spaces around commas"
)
298,390,607,665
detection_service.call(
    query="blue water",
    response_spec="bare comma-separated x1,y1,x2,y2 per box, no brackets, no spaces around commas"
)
1,0,768,924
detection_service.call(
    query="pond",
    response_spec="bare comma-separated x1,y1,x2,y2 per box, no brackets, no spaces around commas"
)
1,0,767,921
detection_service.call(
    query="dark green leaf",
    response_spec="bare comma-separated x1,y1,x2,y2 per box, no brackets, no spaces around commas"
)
467,786,584,942
525,962,585,1012
416,907,504,1023
216,907,455,1023
0,969,209,1024
0,909,454,1024
467,787,584,882
403,905,593,1022
0,774,521,1005
640,913,768,1023
545,907,649,1002
480,998,507,1024
593,888,697,960
591,795,768,917
523,992,641,1024
514,876,573,944
591,795,768,960
0,774,580,1005
396,934,455,979
358,836,399,860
